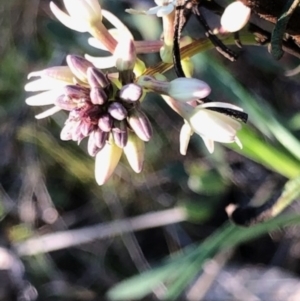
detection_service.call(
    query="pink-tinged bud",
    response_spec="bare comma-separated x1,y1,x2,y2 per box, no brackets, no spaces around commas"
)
90,87,108,105
93,129,108,149
127,108,153,142
71,121,83,142
221,1,251,33
168,78,211,102
80,121,93,137
64,85,89,98
112,120,128,148
87,67,110,88
108,102,128,120
60,122,74,141
87,132,101,157
54,95,78,111
66,55,94,82
98,113,113,132
119,84,142,102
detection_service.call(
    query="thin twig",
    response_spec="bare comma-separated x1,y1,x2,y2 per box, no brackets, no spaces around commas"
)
14,207,187,256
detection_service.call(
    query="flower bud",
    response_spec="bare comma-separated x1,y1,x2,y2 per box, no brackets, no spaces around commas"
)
64,85,89,98
221,1,251,33
108,102,127,120
90,87,108,105
87,67,110,88
54,95,78,111
66,55,94,82
124,132,145,173
98,113,113,132
94,141,123,185
87,132,100,156
93,129,108,149
168,78,211,102
80,121,93,137
112,120,128,148
60,122,74,141
119,83,142,103
127,108,152,142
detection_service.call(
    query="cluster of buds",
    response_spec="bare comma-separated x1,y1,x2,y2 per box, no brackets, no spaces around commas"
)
58,55,152,156
25,0,249,185
26,54,152,185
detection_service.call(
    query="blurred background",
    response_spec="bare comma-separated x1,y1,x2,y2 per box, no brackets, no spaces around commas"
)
1,0,300,300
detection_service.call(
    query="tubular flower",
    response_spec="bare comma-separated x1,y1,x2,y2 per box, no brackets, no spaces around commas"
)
50,0,117,53
220,1,251,33
162,96,246,154
25,55,152,185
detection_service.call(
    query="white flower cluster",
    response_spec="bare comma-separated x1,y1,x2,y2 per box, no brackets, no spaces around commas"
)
25,0,249,185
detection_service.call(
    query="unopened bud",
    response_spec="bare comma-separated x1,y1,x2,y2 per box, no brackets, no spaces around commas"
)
80,121,93,137
98,113,113,132
95,140,123,185
60,122,73,141
54,95,78,111
87,132,100,156
87,67,110,88
119,83,142,102
124,131,145,173
127,108,152,142
66,55,94,82
112,120,128,148
90,87,108,105
168,78,211,102
221,1,251,33
108,102,127,120
64,85,89,99
93,129,108,149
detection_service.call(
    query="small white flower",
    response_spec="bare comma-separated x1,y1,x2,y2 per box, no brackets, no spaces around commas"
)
50,0,102,33
188,102,243,151
221,1,251,32
162,95,244,153
25,66,75,118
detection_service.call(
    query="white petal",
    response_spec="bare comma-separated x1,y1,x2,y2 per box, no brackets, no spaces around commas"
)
35,106,62,119
189,109,241,143
28,66,74,82
146,6,162,15
25,78,68,92
200,102,243,111
50,2,87,32
156,4,174,17
84,54,116,69
125,8,147,15
201,136,215,153
179,122,193,155
95,142,122,185
102,10,133,39
25,90,63,106
235,136,243,149
63,0,100,23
